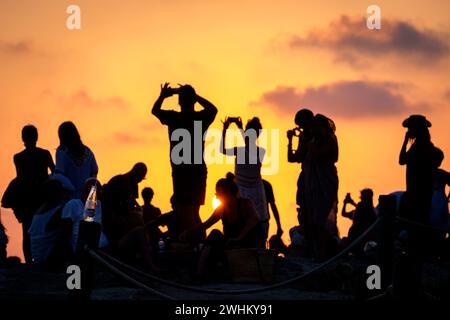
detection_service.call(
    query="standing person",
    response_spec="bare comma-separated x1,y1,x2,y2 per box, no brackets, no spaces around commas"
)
262,179,283,238
430,147,449,249
13,125,55,263
287,109,314,253
399,115,435,235
56,121,98,199
303,114,339,261
221,117,269,240
398,115,435,297
152,83,217,235
141,187,162,224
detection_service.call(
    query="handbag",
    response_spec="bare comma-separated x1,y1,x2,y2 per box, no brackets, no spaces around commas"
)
1,178,19,210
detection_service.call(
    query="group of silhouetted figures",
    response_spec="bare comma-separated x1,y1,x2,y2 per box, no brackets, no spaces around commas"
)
0,84,449,288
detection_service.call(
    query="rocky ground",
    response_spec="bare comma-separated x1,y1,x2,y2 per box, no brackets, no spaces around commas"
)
1,254,449,301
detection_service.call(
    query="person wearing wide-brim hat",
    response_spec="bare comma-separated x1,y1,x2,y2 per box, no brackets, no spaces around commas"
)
398,114,435,296
402,114,432,129
399,114,434,217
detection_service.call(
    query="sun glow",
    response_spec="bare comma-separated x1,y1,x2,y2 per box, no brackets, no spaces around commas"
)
212,196,221,210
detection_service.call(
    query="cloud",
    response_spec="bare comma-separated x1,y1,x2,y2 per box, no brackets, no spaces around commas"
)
58,89,129,110
252,80,430,118
111,120,165,146
139,121,162,132
284,15,449,66
113,132,147,145
0,40,33,55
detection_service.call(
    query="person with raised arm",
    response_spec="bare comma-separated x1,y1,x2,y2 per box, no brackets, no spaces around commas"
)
151,83,217,239
220,117,269,241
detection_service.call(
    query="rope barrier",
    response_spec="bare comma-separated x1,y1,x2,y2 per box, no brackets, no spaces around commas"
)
396,217,450,233
89,250,177,301
96,218,382,295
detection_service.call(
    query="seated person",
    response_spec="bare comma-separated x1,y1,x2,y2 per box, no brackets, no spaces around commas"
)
181,174,264,278
102,163,159,273
142,187,162,224
61,178,109,252
102,163,147,244
28,179,73,271
341,189,377,254
146,195,182,247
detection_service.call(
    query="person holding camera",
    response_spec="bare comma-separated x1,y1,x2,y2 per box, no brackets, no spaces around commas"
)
287,109,314,226
151,83,217,240
398,115,436,296
290,112,339,261
220,117,269,241
399,115,435,226
341,189,377,254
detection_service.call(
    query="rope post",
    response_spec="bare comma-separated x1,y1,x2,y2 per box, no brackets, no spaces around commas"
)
70,220,101,301
376,195,396,290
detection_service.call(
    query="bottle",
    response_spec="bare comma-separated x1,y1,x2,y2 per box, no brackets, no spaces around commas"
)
158,238,165,253
83,184,97,222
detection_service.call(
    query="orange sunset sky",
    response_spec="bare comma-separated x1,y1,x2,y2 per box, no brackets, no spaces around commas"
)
0,0,449,260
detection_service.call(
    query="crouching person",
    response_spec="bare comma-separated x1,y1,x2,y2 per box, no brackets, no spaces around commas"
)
28,179,73,271
181,174,264,279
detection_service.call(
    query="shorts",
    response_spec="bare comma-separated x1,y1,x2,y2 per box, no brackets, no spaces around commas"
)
172,166,207,206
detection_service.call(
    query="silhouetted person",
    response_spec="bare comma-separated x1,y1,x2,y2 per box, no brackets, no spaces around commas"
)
142,187,161,224
221,117,268,240
13,125,55,263
181,174,264,278
303,114,339,261
28,179,73,271
262,179,283,237
102,163,148,243
56,121,98,199
398,114,435,296
342,189,377,255
146,195,183,248
287,109,314,246
0,210,7,267
399,115,435,230
103,163,159,272
152,83,217,235
430,147,449,245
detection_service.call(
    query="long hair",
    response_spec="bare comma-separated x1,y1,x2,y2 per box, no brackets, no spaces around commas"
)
58,121,85,159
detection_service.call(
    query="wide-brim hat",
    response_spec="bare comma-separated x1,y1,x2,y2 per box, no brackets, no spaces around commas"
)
402,115,431,128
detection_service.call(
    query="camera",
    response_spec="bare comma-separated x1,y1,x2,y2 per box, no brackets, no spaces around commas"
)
227,117,241,124
287,127,301,137
344,193,354,204
168,87,180,95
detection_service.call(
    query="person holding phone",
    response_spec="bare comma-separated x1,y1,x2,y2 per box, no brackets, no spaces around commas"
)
220,117,269,242
151,83,218,240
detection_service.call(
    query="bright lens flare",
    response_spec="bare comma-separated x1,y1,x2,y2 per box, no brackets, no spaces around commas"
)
212,196,221,210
